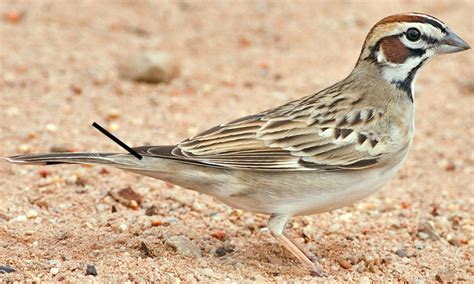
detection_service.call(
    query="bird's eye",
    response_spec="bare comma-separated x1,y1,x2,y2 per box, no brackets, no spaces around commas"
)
406,28,421,42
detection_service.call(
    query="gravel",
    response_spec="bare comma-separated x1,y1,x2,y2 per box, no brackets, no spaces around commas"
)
165,236,202,258
0,1,472,282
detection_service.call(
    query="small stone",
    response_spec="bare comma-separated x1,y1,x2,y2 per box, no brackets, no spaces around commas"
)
435,269,455,283
106,109,120,121
26,209,38,219
49,259,60,266
418,232,429,240
211,230,226,240
145,205,160,216
418,221,440,241
0,212,11,221
165,236,202,258
359,276,371,284
140,241,157,258
446,234,462,247
50,267,59,275
0,265,15,273
18,144,30,153
395,249,407,258
201,268,216,278
415,241,424,250
245,217,256,231
84,222,94,229
119,224,128,232
336,256,352,269
328,223,342,233
85,264,98,276
15,215,27,222
4,9,23,23
108,187,143,209
45,124,57,132
214,246,234,257
163,217,177,225
118,51,180,84
191,202,205,212
439,159,456,171
108,122,119,132
70,84,82,95
151,219,162,227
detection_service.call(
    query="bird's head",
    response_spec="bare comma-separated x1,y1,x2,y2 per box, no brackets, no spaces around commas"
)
356,13,470,100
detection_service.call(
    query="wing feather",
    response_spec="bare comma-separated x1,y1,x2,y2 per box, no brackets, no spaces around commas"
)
141,86,390,171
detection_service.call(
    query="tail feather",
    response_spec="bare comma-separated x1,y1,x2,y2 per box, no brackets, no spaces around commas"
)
5,152,143,169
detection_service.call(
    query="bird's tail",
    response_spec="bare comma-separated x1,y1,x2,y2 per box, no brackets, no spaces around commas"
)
5,152,145,170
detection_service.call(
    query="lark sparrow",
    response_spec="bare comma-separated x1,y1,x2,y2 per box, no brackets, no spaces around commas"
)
6,13,470,276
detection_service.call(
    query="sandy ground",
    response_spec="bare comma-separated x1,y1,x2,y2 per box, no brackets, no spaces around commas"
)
0,0,473,282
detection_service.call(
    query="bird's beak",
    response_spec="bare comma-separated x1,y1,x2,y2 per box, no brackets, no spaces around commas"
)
438,30,471,54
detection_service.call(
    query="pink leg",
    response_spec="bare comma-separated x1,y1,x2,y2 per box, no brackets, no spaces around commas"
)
285,234,319,263
268,214,323,276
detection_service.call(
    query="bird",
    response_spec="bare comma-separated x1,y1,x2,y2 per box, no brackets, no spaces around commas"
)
5,13,470,276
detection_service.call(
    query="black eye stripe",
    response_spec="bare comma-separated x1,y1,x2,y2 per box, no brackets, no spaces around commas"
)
408,48,426,57
421,35,438,44
398,33,438,45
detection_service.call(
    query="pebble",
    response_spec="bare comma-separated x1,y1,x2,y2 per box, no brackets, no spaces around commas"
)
0,265,15,273
191,202,205,212
6,106,19,116
418,221,440,240
201,268,216,279
163,217,177,224
85,264,98,276
45,124,57,132
140,241,157,258
18,144,30,153
70,84,82,95
26,209,38,219
244,217,256,231
395,248,407,258
145,205,160,216
108,187,143,209
211,230,226,240
118,51,180,84
165,236,202,258
359,276,371,284
446,234,462,247
119,224,128,232
401,257,411,264
49,259,60,266
415,241,424,250
418,232,429,240
108,122,119,132
105,109,120,121
15,215,27,222
436,269,455,283
4,9,24,23
267,255,283,266
214,246,234,257
336,256,352,269
50,267,59,275
328,223,342,233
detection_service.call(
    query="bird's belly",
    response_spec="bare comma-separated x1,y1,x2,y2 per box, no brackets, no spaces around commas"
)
219,159,406,216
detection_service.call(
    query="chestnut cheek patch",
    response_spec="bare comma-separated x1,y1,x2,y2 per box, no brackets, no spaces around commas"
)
380,36,409,64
